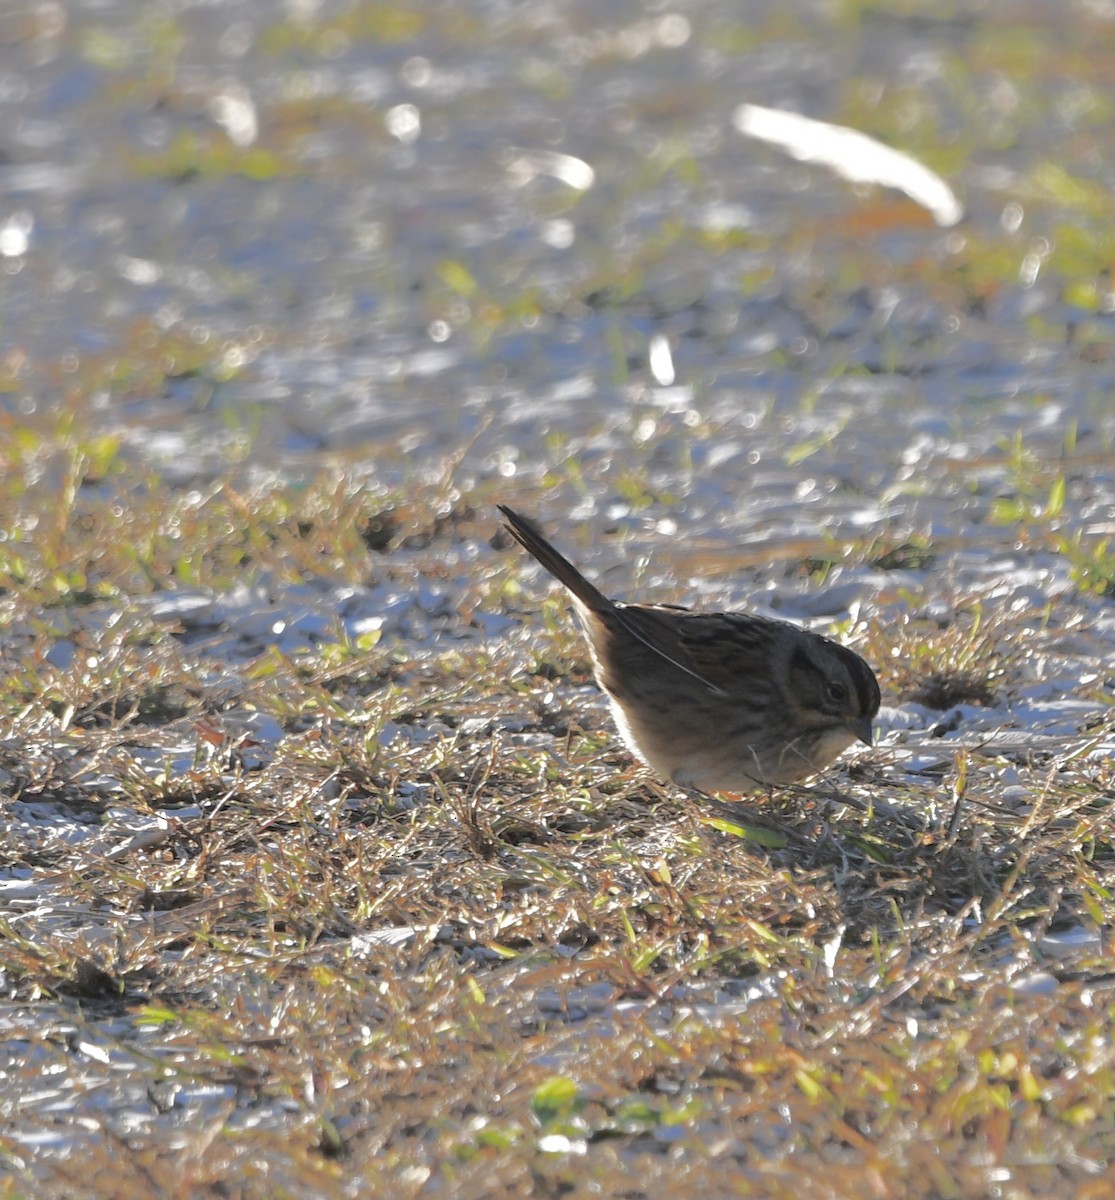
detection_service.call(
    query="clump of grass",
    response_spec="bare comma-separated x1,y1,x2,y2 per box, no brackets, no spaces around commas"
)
872,598,1017,710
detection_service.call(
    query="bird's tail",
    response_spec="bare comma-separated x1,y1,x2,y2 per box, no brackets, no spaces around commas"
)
498,505,613,615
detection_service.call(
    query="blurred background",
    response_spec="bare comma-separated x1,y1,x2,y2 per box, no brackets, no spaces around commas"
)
0,0,1112,531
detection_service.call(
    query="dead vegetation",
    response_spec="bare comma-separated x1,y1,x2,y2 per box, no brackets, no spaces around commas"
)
0,431,1113,1199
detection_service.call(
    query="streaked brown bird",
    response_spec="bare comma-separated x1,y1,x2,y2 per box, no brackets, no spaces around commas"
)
499,505,879,793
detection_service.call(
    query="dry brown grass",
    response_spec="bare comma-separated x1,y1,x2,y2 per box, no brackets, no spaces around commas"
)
0,418,1113,1200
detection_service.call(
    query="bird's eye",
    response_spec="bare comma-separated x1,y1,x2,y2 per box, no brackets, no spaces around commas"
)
827,680,848,703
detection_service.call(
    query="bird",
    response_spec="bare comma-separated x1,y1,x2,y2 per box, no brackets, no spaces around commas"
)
498,505,880,794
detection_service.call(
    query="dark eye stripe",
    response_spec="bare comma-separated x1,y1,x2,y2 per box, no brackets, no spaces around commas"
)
849,655,881,716
789,644,815,678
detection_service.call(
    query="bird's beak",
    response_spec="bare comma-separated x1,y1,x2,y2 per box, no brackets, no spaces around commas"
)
850,715,874,747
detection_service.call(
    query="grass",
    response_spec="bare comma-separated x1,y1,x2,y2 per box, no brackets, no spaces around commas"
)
0,405,1112,1199
6,0,1115,1192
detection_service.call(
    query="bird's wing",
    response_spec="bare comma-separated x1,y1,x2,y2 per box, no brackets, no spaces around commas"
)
674,611,779,693
614,606,777,695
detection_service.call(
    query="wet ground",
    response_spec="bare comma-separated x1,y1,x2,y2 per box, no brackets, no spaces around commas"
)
2,1,1115,1192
